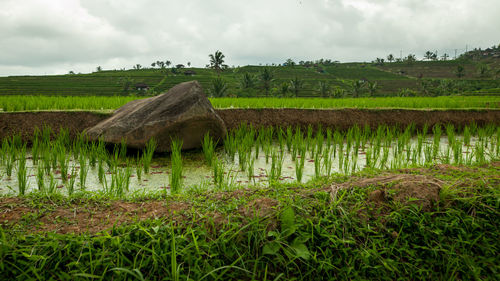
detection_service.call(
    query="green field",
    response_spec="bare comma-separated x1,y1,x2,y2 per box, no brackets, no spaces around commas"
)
1,95,499,111
1,58,499,98
0,124,499,279
1,57,500,280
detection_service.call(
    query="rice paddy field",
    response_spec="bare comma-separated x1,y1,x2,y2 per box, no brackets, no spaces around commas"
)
1,95,500,111
2,50,500,279
1,116,499,279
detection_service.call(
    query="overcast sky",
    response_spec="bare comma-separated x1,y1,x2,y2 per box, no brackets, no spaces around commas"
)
1,0,499,76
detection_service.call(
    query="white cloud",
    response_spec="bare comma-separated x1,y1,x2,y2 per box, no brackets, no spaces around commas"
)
0,0,498,75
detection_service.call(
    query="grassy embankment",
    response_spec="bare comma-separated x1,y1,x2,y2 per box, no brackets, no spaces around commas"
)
0,162,498,280
0,124,499,279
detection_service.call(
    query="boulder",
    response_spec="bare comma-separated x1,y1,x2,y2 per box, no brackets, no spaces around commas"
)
86,81,226,152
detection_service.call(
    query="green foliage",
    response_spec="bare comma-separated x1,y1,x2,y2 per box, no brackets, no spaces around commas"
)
259,68,274,96
350,80,365,97
316,81,330,97
209,50,228,74
170,139,183,193
1,162,498,280
209,77,228,97
240,72,255,89
456,65,465,78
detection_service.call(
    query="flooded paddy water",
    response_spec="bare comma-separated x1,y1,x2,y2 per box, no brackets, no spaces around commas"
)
0,124,498,196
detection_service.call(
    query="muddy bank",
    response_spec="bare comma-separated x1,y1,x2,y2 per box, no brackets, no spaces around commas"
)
1,109,499,141
217,108,500,131
0,111,108,143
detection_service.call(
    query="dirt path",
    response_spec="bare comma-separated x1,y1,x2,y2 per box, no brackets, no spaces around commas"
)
1,109,499,142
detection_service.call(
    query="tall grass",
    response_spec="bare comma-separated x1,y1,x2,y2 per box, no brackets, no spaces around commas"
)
17,146,28,195
143,138,157,174
1,96,499,111
170,139,183,193
202,133,217,167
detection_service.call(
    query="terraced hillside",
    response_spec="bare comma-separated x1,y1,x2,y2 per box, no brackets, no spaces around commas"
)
0,59,499,97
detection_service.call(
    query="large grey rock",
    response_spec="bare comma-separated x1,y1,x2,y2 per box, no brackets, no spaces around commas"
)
86,81,226,152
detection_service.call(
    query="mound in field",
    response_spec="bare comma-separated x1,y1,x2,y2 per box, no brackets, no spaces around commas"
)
345,174,442,211
86,81,226,152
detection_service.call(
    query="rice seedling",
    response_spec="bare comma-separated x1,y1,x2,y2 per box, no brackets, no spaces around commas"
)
17,145,28,195
432,124,442,159
247,154,255,184
119,138,127,160
47,174,57,194
212,157,226,189
135,154,143,181
111,165,132,197
143,138,157,174
452,138,463,165
97,157,105,184
314,149,322,178
170,139,183,193
58,145,69,182
31,135,41,165
295,144,306,183
42,149,51,175
322,147,333,177
446,124,455,146
67,166,77,196
79,155,88,190
5,145,15,178
36,164,45,192
202,133,217,167
285,126,293,152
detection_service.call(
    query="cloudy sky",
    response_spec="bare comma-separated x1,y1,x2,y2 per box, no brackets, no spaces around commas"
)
0,0,498,76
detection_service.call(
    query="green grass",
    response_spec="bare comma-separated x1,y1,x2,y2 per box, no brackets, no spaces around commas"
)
0,121,499,279
2,60,498,98
211,96,500,109
0,162,498,280
1,95,499,111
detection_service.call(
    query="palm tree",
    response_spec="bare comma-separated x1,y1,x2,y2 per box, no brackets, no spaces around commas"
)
210,77,228,97
424,51,434,61
209,50,228,74
96,66,102,72
289,76,304,97
279,82,290,97
350,80,365,98
405,54,416,65
455,65,465,78
259,68,274,96
165,61,171,68
477,64,490,77
187,62,191,67
387,54,394,63
366,81,378,97
118,76,134,94
317,81,330,97
240,73,255,89
441,53,449,61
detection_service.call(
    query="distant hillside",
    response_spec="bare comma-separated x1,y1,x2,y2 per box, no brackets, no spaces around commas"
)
0,59,499,97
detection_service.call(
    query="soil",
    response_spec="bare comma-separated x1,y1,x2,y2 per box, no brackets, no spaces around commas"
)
0,111,108,144
217,108,500,132
329,173,444,212
1,109,499,142
0,169,458,234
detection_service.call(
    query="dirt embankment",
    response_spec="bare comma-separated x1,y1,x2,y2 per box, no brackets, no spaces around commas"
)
217,108,500,131
1,109,499,141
